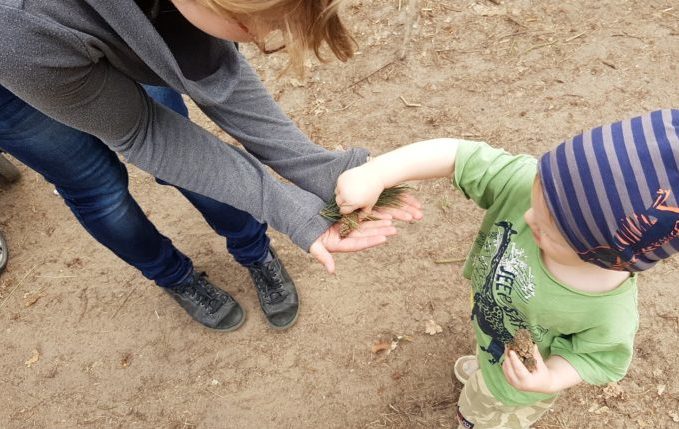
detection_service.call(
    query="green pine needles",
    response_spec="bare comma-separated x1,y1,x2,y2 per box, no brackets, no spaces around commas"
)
320,185,411,237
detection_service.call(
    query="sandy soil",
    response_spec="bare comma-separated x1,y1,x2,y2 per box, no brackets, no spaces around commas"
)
1,1,679,428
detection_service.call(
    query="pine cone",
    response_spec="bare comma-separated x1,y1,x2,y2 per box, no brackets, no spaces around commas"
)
339,212,360,238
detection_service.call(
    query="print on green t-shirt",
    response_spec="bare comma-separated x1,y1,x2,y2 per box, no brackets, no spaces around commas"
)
471,220,547,364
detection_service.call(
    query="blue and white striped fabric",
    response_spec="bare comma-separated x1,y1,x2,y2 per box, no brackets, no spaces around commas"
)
538,109,679,272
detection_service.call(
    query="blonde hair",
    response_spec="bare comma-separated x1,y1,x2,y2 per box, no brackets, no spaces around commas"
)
197,0,356,68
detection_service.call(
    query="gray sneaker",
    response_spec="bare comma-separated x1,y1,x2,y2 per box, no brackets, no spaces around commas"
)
164,271,245,331
246,248,299,330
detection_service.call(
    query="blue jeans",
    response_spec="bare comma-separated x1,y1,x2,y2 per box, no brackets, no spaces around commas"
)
0,84,269,287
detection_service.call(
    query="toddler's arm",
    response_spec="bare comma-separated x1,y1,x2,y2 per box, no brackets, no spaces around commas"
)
335,138,460,214
503,345,582,394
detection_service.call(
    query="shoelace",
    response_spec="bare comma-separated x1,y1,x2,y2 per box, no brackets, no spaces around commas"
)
252,263,286,304
182,273,230,314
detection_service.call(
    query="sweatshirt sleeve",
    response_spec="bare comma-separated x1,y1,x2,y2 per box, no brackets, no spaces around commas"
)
0,8,331,250
196,53,370,203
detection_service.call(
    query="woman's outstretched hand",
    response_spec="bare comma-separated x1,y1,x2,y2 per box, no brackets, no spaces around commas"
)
309,219,397,273
372,193,424,222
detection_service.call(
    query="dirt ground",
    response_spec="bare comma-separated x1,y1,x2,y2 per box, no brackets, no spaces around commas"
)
2,0,679,428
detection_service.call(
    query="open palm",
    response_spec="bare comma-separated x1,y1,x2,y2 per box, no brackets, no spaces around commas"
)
310,219,397,273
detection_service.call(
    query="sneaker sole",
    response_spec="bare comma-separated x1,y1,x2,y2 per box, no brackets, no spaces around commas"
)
265,297,300,331
208,307,247,332
453,355,478,384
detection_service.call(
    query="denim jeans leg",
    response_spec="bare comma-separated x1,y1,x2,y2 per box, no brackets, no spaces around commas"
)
144,86,270,266
143,85,189,117
174,188,270,265
0,84,192,287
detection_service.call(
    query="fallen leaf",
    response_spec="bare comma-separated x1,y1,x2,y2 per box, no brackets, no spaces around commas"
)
66,257,83,268
657,384,666,396
594,405,609,415
371,340,391,354
425,319,443,335
603,382,624,399
120,352,132,368
372,334,414,357
24,349,40,368
391,371,403,380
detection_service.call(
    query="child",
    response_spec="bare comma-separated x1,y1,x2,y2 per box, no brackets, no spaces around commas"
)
335,110,679,428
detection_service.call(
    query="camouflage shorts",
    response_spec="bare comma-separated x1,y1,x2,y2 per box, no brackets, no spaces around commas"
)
456,369,555,429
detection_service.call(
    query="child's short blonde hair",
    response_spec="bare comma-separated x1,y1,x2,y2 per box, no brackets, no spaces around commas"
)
197,0,355,68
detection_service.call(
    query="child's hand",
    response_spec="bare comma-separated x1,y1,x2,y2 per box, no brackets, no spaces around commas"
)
335,165,385,216
502,345,556,394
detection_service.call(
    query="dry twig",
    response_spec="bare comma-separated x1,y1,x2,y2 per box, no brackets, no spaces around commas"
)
564,31,587,42
601,59,617,69
345,61,396,89
0,263,38,311
611,32,646,43
111,278,137,318
399,96,422,107
522,40,559,55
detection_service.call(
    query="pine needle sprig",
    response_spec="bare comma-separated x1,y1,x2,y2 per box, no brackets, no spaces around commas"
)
320,184,412,237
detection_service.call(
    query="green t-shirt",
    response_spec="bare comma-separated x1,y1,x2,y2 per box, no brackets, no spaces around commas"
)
453,141,639,406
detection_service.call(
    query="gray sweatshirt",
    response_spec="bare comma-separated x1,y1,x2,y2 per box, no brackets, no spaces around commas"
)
0,0,368,250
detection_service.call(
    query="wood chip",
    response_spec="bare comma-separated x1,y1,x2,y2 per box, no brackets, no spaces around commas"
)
24,349,40,368
399,96,422,108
